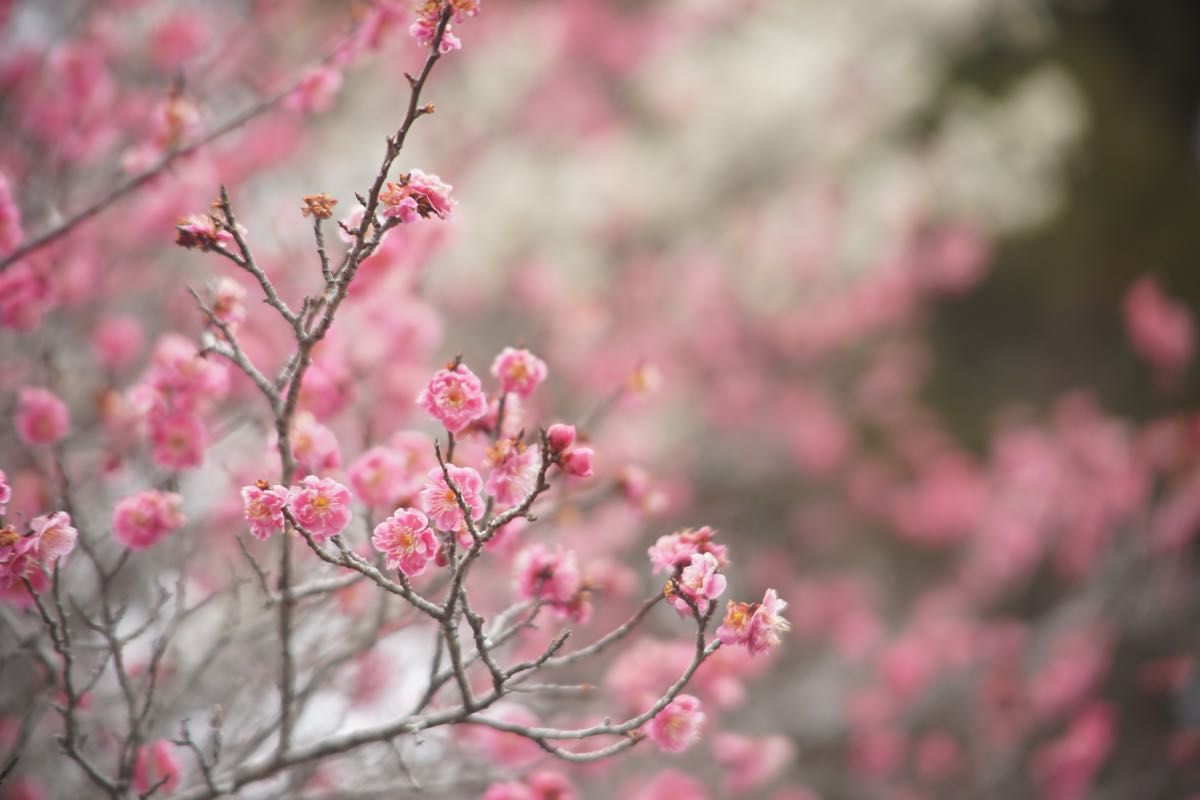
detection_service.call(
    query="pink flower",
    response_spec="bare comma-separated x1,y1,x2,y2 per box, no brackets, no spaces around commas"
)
0,527,39,590
416,365,487,433
348,446,409,509
132,740,182,795
491,347,548,398
288,411,342,474
513,543,586,620
241,483,289,541
669,552,726,616
112,490,186,550
485,438,539,508
747,588,790,656
718,588,790,656
287,476,353,542
29,512,76,562
380,170,456,221
372,508,438,576
419,465,484,531
148,409,207,470
646,694,705,753
15,387,69,446
1031,702,1114,800
0,173,24,256
1124,275,1194,376
409,12,462,54
175,213,236,251
0,469,10,516
546,423,576,452
560,447,593,478
647,526,729,575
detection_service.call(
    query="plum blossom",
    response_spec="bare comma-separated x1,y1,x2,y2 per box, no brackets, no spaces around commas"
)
544,423,593,477
646,694,705,753
29,512,76,562
112,490,186,550
0,527,39,589
15,387,69,446
485,437,539,508
419,465,484,532
718,588,790,656
648,526,728,575
92,315,144,371
668,552,726,616
132,740,182,795
175,213,236,251
241,482,289,541
372,508,438,576
491,347,548,398
286,66,342,114
416,364,487,433
287,411,341,474
287,476,353,542
380,170,455,222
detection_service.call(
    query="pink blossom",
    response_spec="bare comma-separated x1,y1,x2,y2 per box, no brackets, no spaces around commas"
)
14,387,69,446
0,470,10,516
416,365,487,433
29,512,76,562
175,213,235,251
92,315,144,371
148,409,207,470
646,694,705,753
491,347,548,398
546,423,576,452
1124,275,1194,376
409,11,463,54
0,527,39,590
0,261,52,332
241,483,289,541
348,446,409,509
287,476,353,542
485,438,539,508
719,588,789,656
560,447,594,478
144,334,230,404
669,552,726,616
133,740,182,795
112,490,186,550
372,508,438,576
648,526,728,575
380,170,456,221
747,588,790,656
419,465,484,531
513,543,586,619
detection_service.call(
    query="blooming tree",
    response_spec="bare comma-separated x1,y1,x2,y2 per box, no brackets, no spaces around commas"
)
1,0,1198,799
